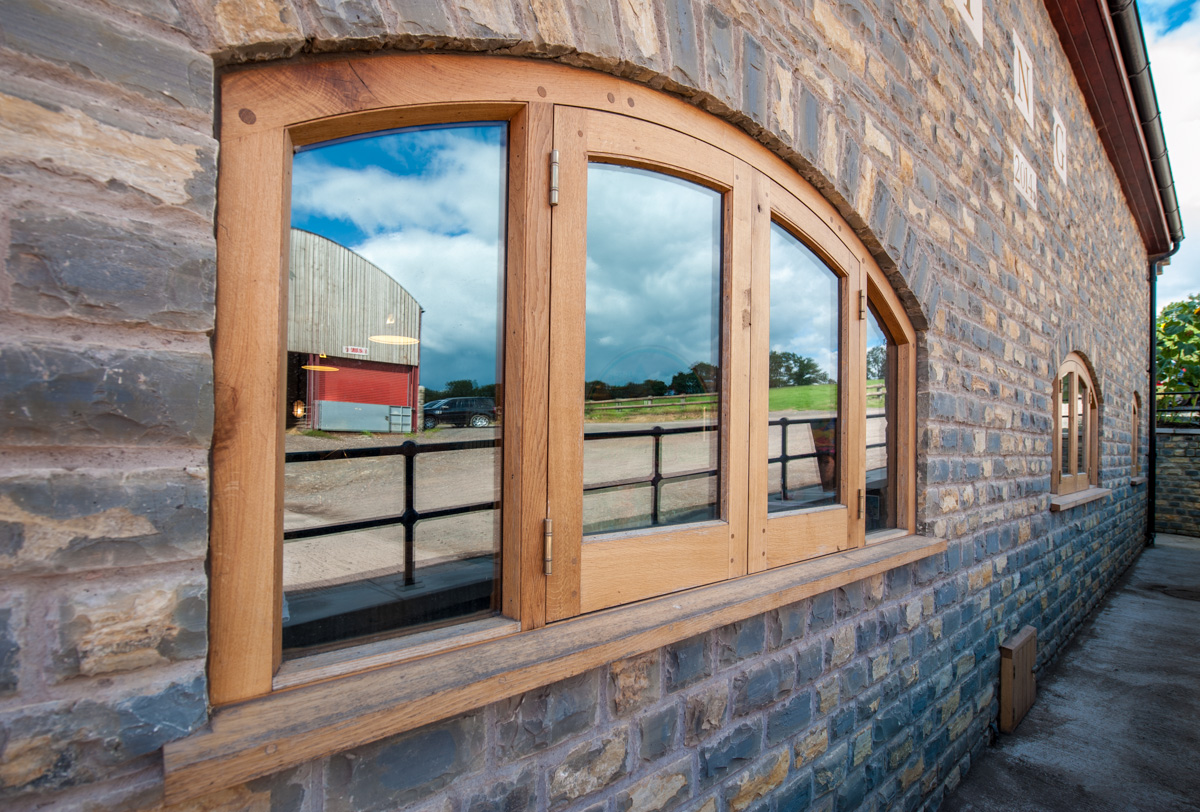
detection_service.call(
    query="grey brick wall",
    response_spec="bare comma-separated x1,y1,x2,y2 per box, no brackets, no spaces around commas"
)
0,0,1153,810
1155,430,1200,537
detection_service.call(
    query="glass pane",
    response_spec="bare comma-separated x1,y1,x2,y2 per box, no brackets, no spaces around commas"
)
767,222,839,513
282,123,506,654
583,164,721,534
1061,372,1073,476
866,305,894,531
1077,379,1088,475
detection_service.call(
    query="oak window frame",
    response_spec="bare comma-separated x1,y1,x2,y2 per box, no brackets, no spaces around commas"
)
191,56,930,796
1051,353,1100,496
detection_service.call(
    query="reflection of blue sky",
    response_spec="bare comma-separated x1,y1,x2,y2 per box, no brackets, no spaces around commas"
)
585,165,721,384
770,223,840,377
291,124,505,389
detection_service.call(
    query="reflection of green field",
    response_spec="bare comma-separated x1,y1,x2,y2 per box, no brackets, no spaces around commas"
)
584,405,714,423
769,383,837,411
580,380,884,422
768,381,886,411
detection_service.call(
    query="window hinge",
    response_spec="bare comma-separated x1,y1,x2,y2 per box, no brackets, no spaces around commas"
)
544,517,554,575
857,489,864,520
549,149,560,207
858,290,866,320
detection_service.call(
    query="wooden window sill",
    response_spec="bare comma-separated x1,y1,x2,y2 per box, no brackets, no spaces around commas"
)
1130,476,1147,486
1049,487,1113,512
163,534,944,803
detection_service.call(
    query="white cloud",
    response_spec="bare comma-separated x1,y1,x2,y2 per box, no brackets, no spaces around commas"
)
1144,11,1200,306
292,132,503,239
355,229,502,384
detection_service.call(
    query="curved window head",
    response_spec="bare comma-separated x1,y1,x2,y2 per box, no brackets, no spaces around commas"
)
1054,353,1099,495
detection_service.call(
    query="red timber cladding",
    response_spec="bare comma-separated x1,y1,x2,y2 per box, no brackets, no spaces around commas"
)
311,355,415,406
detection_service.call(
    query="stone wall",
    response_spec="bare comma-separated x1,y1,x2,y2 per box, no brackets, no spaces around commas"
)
0,0,1153,810
1155,430,1200,538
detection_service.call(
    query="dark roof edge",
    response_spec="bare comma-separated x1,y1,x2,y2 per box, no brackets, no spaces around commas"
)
1108,0,1184,248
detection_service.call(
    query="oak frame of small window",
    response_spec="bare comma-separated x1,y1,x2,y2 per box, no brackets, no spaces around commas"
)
1052,353,1100,495
207,54,918,710
1132,392,1142,477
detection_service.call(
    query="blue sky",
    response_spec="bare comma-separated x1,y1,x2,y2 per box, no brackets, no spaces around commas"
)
1139,0,1198,307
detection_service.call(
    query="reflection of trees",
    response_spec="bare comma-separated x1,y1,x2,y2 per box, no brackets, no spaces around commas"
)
866,346,886,381
769,351,831,387
585,362,719,401
425,379,497,399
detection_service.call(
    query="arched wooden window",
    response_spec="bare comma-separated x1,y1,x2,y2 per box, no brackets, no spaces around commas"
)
1052,353,1099,495
175,56,937,801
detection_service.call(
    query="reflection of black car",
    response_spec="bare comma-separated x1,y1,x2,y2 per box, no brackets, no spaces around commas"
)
424,397,495,428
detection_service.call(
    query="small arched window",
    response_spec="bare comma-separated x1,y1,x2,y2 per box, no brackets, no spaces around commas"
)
1053,353,1099,495
1132,392,1142,477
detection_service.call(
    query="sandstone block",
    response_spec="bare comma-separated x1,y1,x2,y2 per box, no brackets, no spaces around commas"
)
616,759,690,812
662,0,699,86
495,670,598,761
211,0,305,53
724,750,788,812
53,578,206,680
717,615,765,667
8,209,215,332
2,0,212,109
665,632,711,690
0,603,20,697
0,468,207,574
699,721,760,786
639,703,678,761
732,657,795,716
811,740,848,797
307,0,389,44
465,767,535,812
794,726,828,767
0,342,213,448
766,687,813,745
610,650,661,716
0,673,206,797
0,92,213,212
549,731,628,806
704,5,736,105
684,683,727,746
324,712,485,811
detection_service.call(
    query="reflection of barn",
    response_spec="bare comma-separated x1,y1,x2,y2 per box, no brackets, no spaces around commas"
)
287,229,422,432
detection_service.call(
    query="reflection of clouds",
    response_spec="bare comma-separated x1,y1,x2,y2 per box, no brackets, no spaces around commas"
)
585,165,721,383
770,224,839,378
292,131,503,238
291,127,504,388
355,230,500,359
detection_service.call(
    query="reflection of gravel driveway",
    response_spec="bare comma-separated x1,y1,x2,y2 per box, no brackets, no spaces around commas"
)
282,413,887,591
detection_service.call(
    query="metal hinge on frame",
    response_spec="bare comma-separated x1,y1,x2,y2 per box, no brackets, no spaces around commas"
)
544,518,554,575
857,489,864,520
549,149,560,207
858,290,866,320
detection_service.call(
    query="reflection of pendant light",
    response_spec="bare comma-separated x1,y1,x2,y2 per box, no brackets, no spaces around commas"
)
302,354,338,372
368,335,419,346
292,400,306,418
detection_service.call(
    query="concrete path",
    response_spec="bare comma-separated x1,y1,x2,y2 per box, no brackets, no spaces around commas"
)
943,533,1200,812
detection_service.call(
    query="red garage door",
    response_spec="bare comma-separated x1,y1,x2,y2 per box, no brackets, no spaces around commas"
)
310,355,414,406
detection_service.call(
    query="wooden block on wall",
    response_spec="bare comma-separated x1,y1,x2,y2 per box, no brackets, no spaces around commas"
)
1000,625,1037,733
